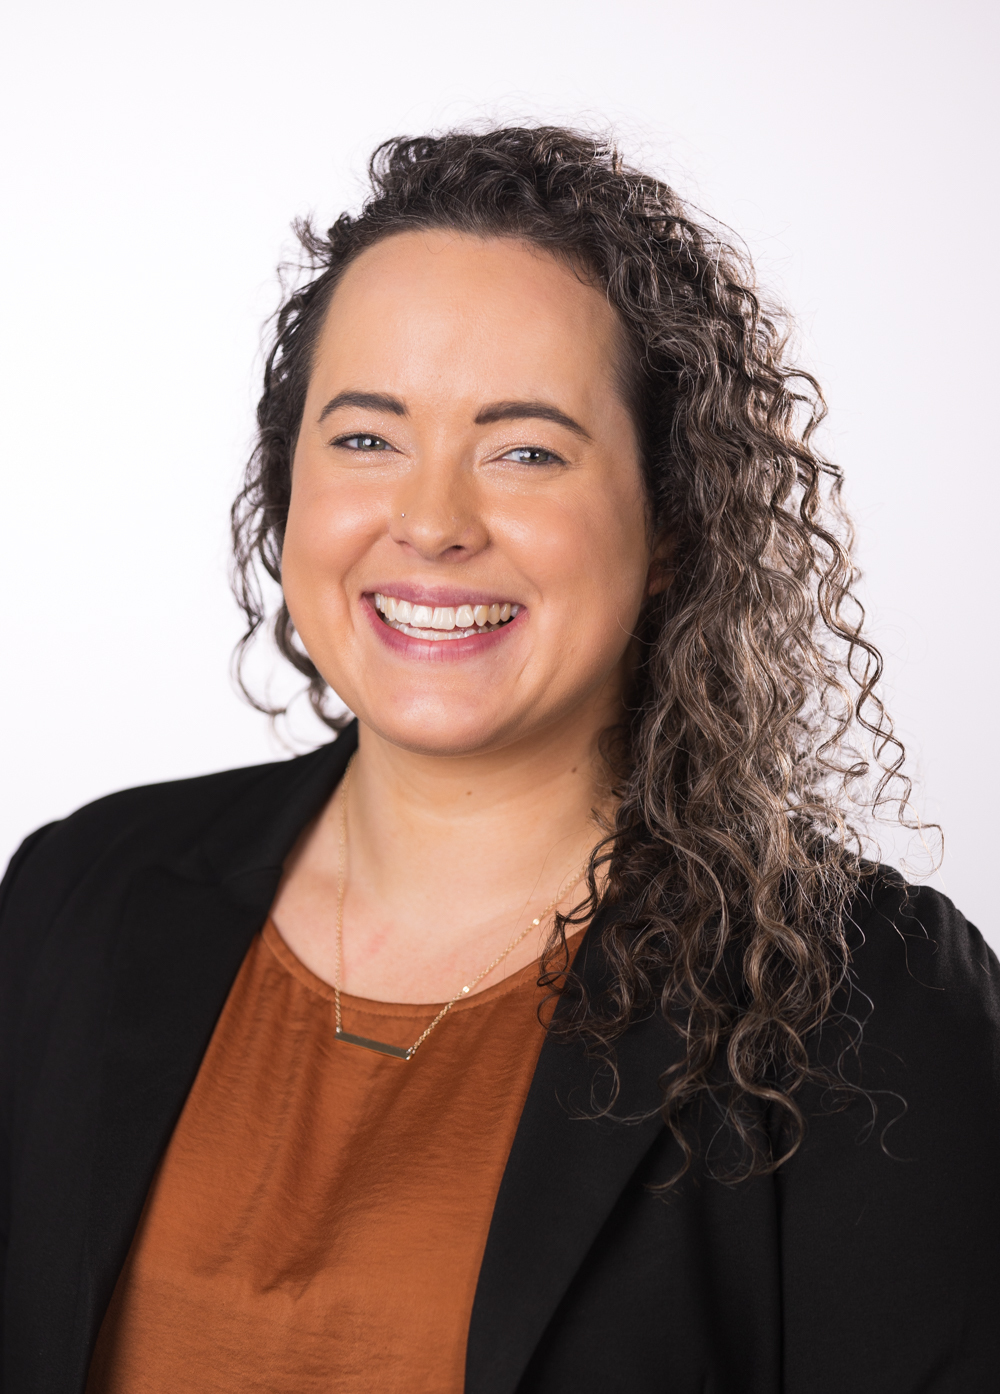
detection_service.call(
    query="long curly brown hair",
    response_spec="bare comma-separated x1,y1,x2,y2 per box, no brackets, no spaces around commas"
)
232,126,914,1181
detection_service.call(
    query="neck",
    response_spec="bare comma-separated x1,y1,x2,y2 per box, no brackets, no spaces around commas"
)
271,687,623,1002
345,704,615,940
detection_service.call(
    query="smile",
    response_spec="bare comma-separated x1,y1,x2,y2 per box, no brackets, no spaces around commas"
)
373,593,520,642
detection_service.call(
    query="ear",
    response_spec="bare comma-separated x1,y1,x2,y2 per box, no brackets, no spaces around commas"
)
644,531,675,598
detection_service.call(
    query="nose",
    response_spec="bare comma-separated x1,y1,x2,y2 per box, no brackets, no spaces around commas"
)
389,463,489,562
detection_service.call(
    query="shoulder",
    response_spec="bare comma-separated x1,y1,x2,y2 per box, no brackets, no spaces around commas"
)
844,867,999,1057
0,743,344,952
778,872,1000,1384
0,739,354,1058
798,864,1000,1174
4,755,306,887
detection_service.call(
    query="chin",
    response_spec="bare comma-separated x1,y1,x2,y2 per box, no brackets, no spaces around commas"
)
356,697,527,760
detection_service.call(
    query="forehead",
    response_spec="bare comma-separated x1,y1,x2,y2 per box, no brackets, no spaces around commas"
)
310,229,626,405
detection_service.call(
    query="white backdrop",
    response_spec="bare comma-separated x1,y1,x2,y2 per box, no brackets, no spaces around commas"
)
2,0,997,950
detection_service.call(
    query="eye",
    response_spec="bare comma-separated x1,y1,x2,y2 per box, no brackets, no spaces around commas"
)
500,446,563,465
334,433,394,452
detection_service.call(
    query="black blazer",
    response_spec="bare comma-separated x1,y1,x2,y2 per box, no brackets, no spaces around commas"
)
2,725,999,1393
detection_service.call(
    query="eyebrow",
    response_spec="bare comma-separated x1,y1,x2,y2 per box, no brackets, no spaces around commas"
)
318,391,591,442
474,400,591,440
318,391,408,422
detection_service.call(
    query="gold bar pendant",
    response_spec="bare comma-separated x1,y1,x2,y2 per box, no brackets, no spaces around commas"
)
335,1027,411,1060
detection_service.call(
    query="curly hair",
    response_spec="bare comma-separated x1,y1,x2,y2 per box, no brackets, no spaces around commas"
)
231,125,914,1181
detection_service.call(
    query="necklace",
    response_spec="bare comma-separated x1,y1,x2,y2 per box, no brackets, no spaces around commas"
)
333,756,587,1061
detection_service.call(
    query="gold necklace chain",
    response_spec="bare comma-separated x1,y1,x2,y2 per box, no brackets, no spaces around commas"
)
334,755,586,1061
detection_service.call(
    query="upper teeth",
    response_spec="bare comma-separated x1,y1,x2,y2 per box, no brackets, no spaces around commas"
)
374,593,519,635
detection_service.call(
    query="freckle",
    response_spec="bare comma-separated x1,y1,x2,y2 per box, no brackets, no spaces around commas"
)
466,790,473,796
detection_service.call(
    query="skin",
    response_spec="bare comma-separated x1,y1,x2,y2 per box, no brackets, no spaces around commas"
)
271,229,667,1003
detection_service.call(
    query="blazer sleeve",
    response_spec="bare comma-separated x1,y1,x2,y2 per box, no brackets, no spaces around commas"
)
779,876,1000,1393
0,824,62,1302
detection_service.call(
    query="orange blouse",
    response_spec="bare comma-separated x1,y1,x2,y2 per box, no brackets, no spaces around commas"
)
87,918,574,1394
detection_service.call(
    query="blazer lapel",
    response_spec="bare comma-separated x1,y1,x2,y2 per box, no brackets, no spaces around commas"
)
466,912,678,1394
67,728,356,1391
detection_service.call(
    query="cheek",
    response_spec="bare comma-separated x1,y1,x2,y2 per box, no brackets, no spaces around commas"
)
525,485,650,654
281,463,376,623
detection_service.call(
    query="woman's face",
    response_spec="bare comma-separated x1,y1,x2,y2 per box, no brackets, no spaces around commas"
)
283,229,655,758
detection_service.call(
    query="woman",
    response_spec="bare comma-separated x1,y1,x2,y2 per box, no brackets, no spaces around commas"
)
1,126,998,1393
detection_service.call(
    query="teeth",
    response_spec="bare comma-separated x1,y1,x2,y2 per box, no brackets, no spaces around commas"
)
372,593,520,637
431,606,456,630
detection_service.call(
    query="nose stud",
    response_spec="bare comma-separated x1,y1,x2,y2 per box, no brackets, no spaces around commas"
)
400,512,405,518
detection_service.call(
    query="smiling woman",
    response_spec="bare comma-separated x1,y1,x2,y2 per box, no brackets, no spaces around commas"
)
278,227,654,770
2,127,999,1394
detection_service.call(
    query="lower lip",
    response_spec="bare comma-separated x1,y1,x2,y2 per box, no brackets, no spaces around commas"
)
362,597,524,661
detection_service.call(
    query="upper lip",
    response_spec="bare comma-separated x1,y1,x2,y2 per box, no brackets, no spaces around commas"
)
365,583,523,608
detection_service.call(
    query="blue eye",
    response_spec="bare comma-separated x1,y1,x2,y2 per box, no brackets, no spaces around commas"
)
502,447,560,465
338,434,392,451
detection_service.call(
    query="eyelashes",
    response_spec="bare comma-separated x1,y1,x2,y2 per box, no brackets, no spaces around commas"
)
332,433,395,452
499,447,563,465
330,434,565,466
